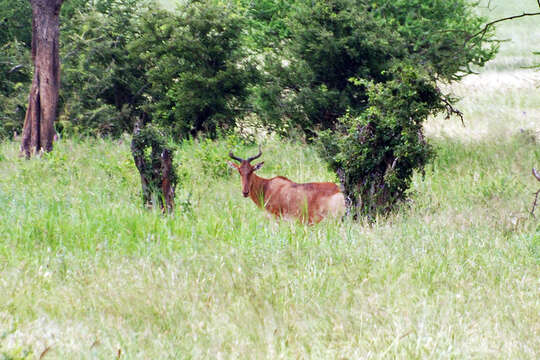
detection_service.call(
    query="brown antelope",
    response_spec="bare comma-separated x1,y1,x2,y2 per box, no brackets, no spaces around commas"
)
228,147,345,224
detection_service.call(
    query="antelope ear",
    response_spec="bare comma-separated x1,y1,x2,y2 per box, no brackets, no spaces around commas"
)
253,161,264,171
227,161,238,170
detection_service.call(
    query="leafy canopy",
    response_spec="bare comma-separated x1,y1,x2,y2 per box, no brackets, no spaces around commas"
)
131,1,259,139
257,0,498,215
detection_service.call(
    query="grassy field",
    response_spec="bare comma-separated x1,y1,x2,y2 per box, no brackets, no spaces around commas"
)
1,0,539,359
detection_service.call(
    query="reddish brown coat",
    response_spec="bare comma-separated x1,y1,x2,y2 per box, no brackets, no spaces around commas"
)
229,149,345,224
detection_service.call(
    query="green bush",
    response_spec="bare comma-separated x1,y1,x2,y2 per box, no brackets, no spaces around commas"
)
59,0,147,137
254,0,496,136
254,0,400,135
0,40,31,139
318,65,441,216
0,0,32,140
0,0,31,48
233,0,293,49
59,0,259,139
379,0,497,81
251,0,497,215
130,1,259,139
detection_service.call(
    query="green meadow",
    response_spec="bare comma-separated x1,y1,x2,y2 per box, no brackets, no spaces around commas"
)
1,0,539,358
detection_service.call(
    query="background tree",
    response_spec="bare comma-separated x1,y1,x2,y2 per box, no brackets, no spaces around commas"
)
59,0,147,137
0,0,32,47
232,0,293,50
0,41,31,139
0,0,32,139
130,1,259,139
318,65,442,216
252,0,498,216
20,0,64,157
254,0,496,136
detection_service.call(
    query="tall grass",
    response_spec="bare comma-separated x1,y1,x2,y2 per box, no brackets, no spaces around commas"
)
1,133,538,358
1,0,539,358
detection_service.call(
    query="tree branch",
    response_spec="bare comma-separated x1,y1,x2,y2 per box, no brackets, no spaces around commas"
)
533,167,540,182
8,64,24,73
531,168,540,217
441,95,464,125
467,11,540,44
435,87,465,125
531,189,540,218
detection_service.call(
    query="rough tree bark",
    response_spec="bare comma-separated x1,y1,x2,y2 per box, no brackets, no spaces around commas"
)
131,118,177,214
20,0,64,157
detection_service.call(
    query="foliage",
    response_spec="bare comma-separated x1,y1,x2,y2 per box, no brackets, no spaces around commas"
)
0,0,498,147
0,0,31,140
250,0,498,214
255,0,497,135
59,0,148,137
131,121,178,211
0,41,31,139
230,0,293,49
318,65,441,216
130,1,259,139
0,0,31,48
59,0,259,139
378,0,498,81
253,0,397,135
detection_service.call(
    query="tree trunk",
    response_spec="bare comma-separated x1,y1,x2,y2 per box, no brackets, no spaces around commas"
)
21,0,63,157
131,119,177,214
160,149,175,213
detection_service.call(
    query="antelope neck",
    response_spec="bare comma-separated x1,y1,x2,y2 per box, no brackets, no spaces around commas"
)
249,173,267,206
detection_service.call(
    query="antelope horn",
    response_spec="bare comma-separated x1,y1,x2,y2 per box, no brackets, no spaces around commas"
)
229,151,244,162
247,146,262,163
533,168,540,182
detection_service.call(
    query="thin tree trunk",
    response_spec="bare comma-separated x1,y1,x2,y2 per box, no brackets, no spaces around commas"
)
21,0,63,157
161,149,175,213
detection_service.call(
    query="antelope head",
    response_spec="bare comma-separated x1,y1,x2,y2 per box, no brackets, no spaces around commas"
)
228,146,264,197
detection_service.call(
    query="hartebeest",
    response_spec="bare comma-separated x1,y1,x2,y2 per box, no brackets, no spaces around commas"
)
228,147,345,223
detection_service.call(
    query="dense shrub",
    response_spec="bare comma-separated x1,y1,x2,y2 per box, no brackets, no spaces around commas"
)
380,0,497,81
130,1,259,139
254,0,497,136
59,0,147,136
318,65,441,216
233,0,293,49
250,0,498,215
0,41,31,139
0,0,31,47
246,0,498,215
60,0,258,139
1,0,257,140
0,0,31,139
